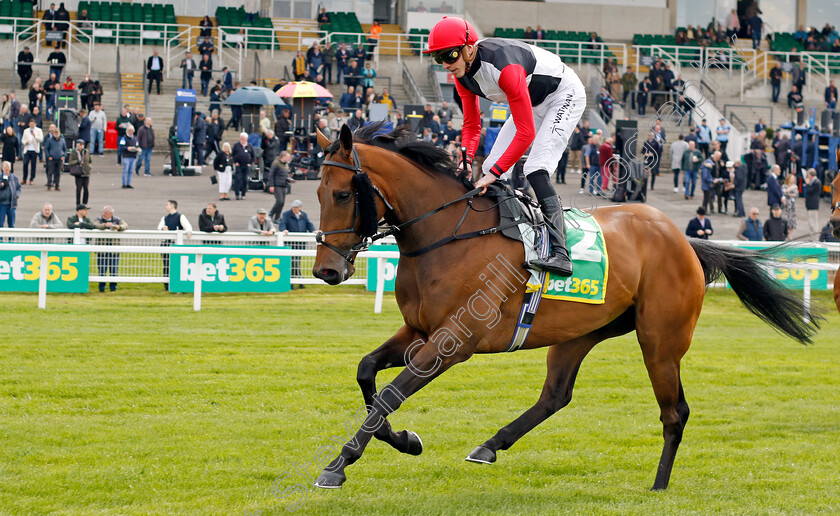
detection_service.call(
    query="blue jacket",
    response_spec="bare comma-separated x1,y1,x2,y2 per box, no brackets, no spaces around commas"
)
0,172,22,209
278,210,315,233
696,125,712,143
686,216,713,239
339,92,354,109
43,134,67,160
740,218,763,241
766,174,783,206
700,160,716,191
78,116,91,143
193,114,206,145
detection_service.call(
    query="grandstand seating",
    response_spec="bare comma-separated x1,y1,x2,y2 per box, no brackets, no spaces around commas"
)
769,32,804,53
408,28,429,55
0,0,34,40
490,28,612,64
320,12,363,44
214,6,274,50
76,1,176,45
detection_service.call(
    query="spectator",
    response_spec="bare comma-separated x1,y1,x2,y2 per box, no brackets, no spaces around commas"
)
620,66,637,109
78,74,92,111
583,134,601,195
89,104,106,155
193,112,207,166
725,9,739,39
642,132,661,190
766,164,783,209
700,156,720,214
339,85,355,110
696,118,712,157
115,106,132,165
47,47,66,82
1,127,18,174
770,62,782,103
221,67,233,93
213,141,234,201
259,110,272,135
199,54,213,96
715,118,730,154
736,207,763,241
322,43,335,85
17,46,34,89
180,51,197,90
248,208,276,236
278,199,316,236
292,51,307,81
21,118,43,186
43,124,66,192
597,87,613,123
199,15,214,40
61,76,75,90
788,85,804,111
209,85,222,116
147,50,164,95
157,200,193,289
67,139,91,206
366,21,381,60
686,206,713,239
0,161,21,227
89,80,103,107
232,132,254,200
261,130,281,174
119,125,139,188
804,168,822,236
669,134,688,193
791,62,805,92
204,111,223,163
94,205,127,292
336,43,350,85
781,173,798,231
437,101,452,124
197,36,214,57
826,80,838,109
345,59,362,89
77,108,91,150
42,3,56,45
29,77,44,112
347,109,364,131
637,76,651,115
764,204,789,241
681,140,702,200
199,202,227,233
66,203,95,229
361,62,376,89
747,14,762,49
317,7,330,25
755,118,767,133
732,160,748,217
135,117,155,176
30,202,61,228
353,43,366,65
599,136,615,190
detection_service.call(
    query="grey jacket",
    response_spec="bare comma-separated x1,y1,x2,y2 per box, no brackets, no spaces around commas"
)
247,215,275,234
30,211,62,228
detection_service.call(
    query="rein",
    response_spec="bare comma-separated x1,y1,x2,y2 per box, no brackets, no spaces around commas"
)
316,145,529,262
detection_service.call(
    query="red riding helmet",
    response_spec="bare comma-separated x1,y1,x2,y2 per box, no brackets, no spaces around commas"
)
422,16,478,54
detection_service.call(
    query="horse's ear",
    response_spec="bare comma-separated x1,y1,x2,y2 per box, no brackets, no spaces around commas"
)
339,124,353,155
316,127,331,150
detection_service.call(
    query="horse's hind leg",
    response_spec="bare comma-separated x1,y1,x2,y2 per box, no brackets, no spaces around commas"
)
357,325,423,455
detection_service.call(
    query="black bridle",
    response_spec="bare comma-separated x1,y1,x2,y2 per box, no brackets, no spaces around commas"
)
316,145,526,263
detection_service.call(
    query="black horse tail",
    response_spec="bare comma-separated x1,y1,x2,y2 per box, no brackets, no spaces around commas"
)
688,239,821,345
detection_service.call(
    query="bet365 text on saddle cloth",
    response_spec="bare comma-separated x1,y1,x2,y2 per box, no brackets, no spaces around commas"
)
543,209,608,304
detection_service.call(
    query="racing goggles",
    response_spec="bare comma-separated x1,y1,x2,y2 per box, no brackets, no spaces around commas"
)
433,46,464,65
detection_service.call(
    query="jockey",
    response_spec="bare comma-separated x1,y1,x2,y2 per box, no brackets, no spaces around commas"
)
424,16,585,277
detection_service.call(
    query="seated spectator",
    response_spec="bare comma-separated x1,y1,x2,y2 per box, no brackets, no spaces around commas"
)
523,26,536,40
794,25,808,42
62,76,75,90
685,207,713,239
736,207,763,241
30,202,61,228
379,88,397,110
199,202,227,233
764,204,789,241
787,85,803,110
248,207,275,236
317,7,330,25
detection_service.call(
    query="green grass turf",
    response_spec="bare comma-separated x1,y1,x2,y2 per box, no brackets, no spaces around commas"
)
1,286,839,515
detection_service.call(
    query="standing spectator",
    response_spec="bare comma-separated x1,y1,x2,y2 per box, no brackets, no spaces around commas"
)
361,62,376,90
366,21,382,60
1,127,18,174
209,85,222,116
736,207,763,241
248,208,276,236
157,200,193,289
637,76,651,115
78,74,93,111
261,129,281,173
788,85,804,110
568,124,584,175
791,62,805,92
278,199,316,283
232,132,254,200
804,168,822,236
764,204,789,241
681,140,702,199
345,59,361,89
89,104,106,155
715,118,730,154
93,205,127,292
339,85,355,109
147,50,164,95
642,132,661,190
583,134,600,195
213,141,234,201
43,124,66,192
696,118,712,157
732,160,748,217
29,77,44,112
770,62,782,103
8,92,20,134
17,46,34,89
193,112,207,166
197,36,214,57
66,203,94,229
725,9,739,39
42,3,56,46
30,202,62,228
89,80,103,107
685,206,713,239
21,118,43,185
221,67,233,93
755,117,767,133
180,51,197,90
115,106,132,165
198,15,214,41
710,151,728,214
1,94,11,130
597,87,613,123
77,108,91,150
766,164,783,209
119,125,139,188
554,147,569,184
135,117,155,176
621,66,637,109
199,202,227,233
670,134,688,193
47,47,66,82
353,43,366,66
336,43,350,85
437,101,452,124
67,139,91,206
600,136,616,190
747,14,762,49
322,43,335,85
700,156,720,214
826,80,838,109
781,173,798,230
0,161,21,227
199,54,213,96
317,7,330,25
267,150,291,223
204,111,222,163
292,51,307,81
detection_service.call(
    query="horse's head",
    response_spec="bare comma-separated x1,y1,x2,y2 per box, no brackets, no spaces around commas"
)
312,125,386,285
831,173,840,237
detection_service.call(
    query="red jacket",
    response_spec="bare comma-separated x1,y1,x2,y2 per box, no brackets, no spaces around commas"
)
599,142,614,168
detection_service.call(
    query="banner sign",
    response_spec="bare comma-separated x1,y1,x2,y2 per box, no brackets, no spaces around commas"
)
169,248,292,293
366,245,398,292
0,250,89,293
738,244,828,290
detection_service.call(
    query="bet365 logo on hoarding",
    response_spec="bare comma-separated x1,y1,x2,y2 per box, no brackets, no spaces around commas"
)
0,251,89,292
170,251,292,293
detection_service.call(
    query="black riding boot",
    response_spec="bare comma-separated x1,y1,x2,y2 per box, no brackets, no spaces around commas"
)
528,196,574,276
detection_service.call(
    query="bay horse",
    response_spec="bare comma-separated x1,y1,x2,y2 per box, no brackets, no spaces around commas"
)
829,172,840,313
311,124,818,491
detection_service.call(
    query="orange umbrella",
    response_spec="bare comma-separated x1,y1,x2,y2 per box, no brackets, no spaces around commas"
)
276,81,333,98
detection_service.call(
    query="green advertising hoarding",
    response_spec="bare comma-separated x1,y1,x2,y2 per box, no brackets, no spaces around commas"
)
169,248,292,293
738,244,828,289
0,250,90,292
366,244,399,292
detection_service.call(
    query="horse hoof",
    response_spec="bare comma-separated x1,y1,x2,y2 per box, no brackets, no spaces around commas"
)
406,431,423,456
465,445,496,464
314,470,346,489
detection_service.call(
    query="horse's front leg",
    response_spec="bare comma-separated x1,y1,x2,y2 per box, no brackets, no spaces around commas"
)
357,325,423,455
315,338,473,488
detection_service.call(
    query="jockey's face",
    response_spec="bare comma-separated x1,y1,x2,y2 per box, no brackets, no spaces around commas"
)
440,44,474,78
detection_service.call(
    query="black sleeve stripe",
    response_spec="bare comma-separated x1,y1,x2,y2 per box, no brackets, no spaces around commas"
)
480,38,536,75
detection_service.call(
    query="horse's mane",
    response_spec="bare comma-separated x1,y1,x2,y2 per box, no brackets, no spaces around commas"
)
326,122,462,180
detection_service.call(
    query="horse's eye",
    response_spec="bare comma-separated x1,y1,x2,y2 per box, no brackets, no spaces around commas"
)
335,191,352,203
